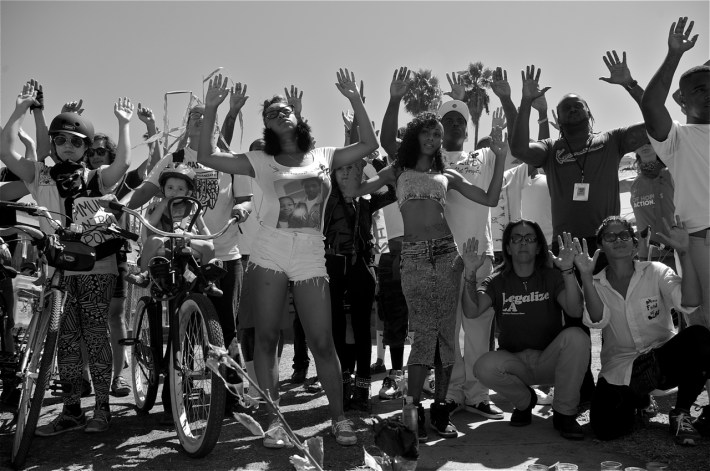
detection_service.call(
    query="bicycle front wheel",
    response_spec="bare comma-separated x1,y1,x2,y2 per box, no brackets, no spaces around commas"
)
169,294,225,458
12,291,61,469
131,296,162,414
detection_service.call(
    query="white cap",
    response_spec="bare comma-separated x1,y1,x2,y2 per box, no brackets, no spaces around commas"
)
438,100,470,122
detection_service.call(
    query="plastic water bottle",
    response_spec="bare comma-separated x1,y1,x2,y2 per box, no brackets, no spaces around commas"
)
402,396,418,437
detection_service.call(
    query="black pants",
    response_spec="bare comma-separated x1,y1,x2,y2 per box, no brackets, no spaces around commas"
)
329,255,376,379
376,251,409,349
591,325,710,440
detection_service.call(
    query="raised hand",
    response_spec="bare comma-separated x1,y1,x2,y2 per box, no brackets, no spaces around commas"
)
18,128,36,150
284,84,302,116
461,237,486,274
572,237,600,277
27,79,44,111
335,68,361,101
137,103,156,126
531,95,548,113
668,17,698,54
550,109,560,131
113,97,134,124
599,50,634,86
491,67,511,99
341,110,354,132
205,74,230,108
656,215,690,254
16,82,40,111
389,67,411,100
491,107,506,130
490,127,508,156
62,99,85,115
520,65,551,101
550,232,576,270
445,72,466,101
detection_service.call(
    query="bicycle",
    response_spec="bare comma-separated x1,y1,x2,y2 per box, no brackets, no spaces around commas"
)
0,200,113,469
107,196,237,458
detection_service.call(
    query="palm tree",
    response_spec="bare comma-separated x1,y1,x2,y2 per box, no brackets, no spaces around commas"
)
403,69,443,117
459,62,494,144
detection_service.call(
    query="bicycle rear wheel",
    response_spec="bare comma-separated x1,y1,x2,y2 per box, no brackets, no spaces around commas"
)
131,296,162,414
169,293,225,458
12,291,61,469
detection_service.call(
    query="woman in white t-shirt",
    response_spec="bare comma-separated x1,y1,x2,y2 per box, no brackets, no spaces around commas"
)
197,71,378,448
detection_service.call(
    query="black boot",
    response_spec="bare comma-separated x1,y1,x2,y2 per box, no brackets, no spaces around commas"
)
350,376,371,413
416,402,428,442
342,371,354,411
430,401,458,438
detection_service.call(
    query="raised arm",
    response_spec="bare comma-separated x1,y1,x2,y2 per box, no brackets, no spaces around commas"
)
380,67,411,159
332,69,379,169
531,95,550,140
28,79,49,160
656,216,702,307
599,50,644,106
510,65,551,167
342,165,395,199
197,74,254,177
221,82,248,148
573,237,604,323
446,127,507,206
550,233,583,317
100,97,133,188
490,67,517,139
0,83,41,183
137,103,162,173
460,237,493,319
642,17,698,140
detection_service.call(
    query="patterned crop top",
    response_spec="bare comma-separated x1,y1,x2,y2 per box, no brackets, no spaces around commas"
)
395,169,449,209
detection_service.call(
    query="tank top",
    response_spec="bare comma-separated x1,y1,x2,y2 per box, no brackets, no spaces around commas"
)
396,169,448,209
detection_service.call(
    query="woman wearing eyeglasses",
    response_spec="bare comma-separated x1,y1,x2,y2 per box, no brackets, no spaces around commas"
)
467,220,589,440
0,82,133,435
197,70,378,448
574,215,709,445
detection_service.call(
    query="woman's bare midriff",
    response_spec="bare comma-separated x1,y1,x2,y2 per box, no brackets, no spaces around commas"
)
400,199,452,242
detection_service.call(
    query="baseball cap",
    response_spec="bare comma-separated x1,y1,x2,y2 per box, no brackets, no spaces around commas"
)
438,100,470,123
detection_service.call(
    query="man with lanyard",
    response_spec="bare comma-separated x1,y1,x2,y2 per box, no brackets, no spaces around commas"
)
124,100,253,418
510,65,647,406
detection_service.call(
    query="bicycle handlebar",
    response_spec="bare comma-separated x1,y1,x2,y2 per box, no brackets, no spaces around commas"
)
99,200,238,241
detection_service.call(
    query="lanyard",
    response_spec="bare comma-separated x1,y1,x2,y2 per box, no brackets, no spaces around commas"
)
562,135,593,183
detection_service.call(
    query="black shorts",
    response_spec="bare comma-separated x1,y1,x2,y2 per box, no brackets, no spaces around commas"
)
377,252,409,348
113,252,128,299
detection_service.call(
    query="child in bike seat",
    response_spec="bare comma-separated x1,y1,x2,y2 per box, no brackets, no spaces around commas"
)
126,165,222,296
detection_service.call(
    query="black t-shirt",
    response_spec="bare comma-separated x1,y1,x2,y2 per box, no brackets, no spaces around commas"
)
482,266,565,352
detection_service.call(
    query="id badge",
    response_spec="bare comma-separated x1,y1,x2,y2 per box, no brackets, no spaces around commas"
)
573,182,590,201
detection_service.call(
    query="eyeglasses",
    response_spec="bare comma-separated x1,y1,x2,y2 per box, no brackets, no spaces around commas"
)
55,172,82,190
510,234,538,244
86,147,110,157
264,107,294,121
53,135,85,148
602,230,632,243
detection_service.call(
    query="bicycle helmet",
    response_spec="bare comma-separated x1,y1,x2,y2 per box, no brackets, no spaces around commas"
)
48,112,95,140
159,165,196,191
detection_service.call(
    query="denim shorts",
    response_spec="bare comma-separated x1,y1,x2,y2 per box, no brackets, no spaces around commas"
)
400,234,461,368
248,224,328,282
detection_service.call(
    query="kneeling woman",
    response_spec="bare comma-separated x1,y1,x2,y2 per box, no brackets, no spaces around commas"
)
197,71,378,447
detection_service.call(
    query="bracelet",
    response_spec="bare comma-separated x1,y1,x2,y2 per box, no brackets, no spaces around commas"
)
537,118,548,124
560,267,575,275
624,80,638,90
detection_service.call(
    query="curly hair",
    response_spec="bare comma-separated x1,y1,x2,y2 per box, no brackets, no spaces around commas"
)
86,133,117,168
498,219,551,275
394,112,444,172
595,216,638,246
261,96,314,156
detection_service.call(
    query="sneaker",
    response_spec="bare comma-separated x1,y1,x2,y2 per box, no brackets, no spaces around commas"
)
35,410,87,436
81,378,92,398
332,418,357,446
466,401,504,420
422,369,435,395
510,387,537,427
445,399,464,416
552,410,584,440
534,387,554,405
430,401,458,438
111,376,131,397
85,408,111,433
379,370,403,400
417,403,428,442
305,377,322,393
693,405,710,437
291,369,307,384
670,408,700,446
370,359,386,375
263,418,293,449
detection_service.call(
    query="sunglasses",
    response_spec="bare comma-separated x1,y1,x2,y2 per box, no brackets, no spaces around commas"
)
87,147,110,157
55,172,82,190
510,234,538,244
264,107,294,121
53,135,85,148
602,230,633,243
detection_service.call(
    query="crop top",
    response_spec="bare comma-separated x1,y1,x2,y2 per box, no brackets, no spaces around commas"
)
396,169,448,209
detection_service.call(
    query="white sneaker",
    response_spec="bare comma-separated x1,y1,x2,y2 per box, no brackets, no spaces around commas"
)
422,370,435,395
378,370,404,400
534,387,554,405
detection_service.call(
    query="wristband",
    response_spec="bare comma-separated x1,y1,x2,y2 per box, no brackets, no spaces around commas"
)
624,80,638,90
537,118,548,124
560,267,575,275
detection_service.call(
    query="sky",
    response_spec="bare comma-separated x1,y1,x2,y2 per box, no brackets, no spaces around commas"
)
1,0,708,169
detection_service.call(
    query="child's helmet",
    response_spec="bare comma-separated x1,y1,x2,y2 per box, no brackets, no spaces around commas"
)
48,112,95,140
159,164,196,191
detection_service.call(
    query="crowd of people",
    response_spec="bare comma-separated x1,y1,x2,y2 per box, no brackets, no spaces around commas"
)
0,16,708,456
